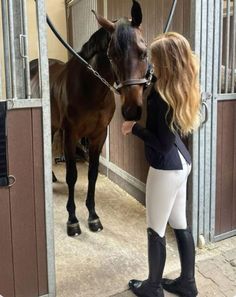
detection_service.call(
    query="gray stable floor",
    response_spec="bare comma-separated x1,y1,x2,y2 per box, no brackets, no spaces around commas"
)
53,162,236,297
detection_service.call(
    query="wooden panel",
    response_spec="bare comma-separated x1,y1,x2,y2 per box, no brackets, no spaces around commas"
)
0,109,48,297
216,100,236,235
216,102,223,234
7,109,38,297
32,109,48,295
0,188,15,297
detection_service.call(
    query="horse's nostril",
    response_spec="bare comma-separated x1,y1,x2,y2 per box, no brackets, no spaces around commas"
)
122,105,142,121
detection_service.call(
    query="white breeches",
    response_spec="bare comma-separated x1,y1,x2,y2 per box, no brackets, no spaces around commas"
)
146,151,191,237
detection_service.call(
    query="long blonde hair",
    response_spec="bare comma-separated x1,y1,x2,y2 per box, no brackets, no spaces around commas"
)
150,32,201,136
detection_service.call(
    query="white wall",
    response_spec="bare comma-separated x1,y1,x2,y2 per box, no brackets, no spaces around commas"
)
27,0,68,62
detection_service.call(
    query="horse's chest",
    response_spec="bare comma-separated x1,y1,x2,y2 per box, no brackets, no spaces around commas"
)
75,110,110,137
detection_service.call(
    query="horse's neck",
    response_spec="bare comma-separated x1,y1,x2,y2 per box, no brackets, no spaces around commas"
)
89,52,114,85
66,54,114,104
89,54,115,102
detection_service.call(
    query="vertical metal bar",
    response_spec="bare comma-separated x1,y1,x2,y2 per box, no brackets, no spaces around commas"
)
219,0,224,94
203,0,215,243
0,23,3,100
1,0,12,99
189,0,202,244
231,0,236,92
104,0,108,18
0,61,3,100
224,0,231,93
21,0,31,99
210,0,222,242
103,0,110,173
198,0,208,244
35,1,56,296
8,0,17,99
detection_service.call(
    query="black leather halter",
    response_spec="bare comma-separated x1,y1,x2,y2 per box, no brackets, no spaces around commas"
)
114,63,154,91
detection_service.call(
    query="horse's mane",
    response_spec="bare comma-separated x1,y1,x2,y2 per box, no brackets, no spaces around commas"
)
71,18,135,62
78,27,111,61
113,18,136,55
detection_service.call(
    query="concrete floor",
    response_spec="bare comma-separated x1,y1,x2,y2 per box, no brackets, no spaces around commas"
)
53,162,236,297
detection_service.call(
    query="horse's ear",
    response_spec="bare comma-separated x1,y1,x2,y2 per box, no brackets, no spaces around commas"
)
92,10,115,33
131,0,142,27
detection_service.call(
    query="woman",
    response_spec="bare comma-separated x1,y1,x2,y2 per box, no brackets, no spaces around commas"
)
122,32,201,297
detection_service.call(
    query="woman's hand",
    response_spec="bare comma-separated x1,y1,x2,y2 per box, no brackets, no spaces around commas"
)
121,121,136,135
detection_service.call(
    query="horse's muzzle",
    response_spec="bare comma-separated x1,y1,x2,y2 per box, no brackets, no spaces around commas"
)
122,105,142,121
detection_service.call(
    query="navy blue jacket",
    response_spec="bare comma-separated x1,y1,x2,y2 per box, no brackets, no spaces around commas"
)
132,87,191,170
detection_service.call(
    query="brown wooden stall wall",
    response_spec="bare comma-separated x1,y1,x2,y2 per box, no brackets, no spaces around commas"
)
0,109,48,297
107,0,191,182
215,100,236,235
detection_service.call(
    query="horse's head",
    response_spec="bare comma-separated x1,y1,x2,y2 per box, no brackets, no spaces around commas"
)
92,0,148,121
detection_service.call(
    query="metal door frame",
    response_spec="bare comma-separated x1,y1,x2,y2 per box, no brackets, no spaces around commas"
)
35,1,56,294
190,0,220,245
211,0,236,242
191,0,236,244
0,0,56,296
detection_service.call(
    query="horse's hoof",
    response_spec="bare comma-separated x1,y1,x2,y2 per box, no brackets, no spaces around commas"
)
67,222,81,236
88,218,103,232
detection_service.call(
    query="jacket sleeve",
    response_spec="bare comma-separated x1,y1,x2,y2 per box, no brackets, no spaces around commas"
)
132,122,175,154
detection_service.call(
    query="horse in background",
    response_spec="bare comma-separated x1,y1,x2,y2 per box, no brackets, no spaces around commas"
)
30,0,148,236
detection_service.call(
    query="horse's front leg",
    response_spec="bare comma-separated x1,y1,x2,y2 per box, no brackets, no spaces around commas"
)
65,129,81,236
86,131,107,232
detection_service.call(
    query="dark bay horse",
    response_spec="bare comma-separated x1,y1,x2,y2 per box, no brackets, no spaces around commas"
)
30,0,148,236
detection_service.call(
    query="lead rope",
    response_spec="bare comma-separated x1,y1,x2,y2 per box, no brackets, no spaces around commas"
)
46,1,178,93
46,15,120,95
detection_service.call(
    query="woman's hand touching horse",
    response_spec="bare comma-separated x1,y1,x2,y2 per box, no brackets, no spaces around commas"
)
121,121,136,135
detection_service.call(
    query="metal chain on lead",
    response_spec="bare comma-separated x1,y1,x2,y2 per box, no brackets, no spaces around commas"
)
146,68,154,86
86,64,120,95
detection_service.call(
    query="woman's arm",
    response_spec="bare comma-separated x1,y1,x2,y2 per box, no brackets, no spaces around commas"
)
132,122,175,153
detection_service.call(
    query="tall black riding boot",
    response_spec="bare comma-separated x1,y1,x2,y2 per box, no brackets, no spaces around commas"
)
129,228,166,297
162,228,198,297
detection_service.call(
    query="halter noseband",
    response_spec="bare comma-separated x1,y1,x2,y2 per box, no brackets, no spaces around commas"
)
114,64,154,92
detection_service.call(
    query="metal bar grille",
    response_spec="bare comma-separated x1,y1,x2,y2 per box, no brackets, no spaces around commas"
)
225,0,230,92
21,0,32,99
221,0,236,94
219,1,224,93
0,55,2,101
1,0,12,99
8,0,17,99
231,0,236,92
1,0,34,101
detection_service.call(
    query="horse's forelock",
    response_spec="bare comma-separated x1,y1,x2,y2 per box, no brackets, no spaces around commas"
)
113,18,136,54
